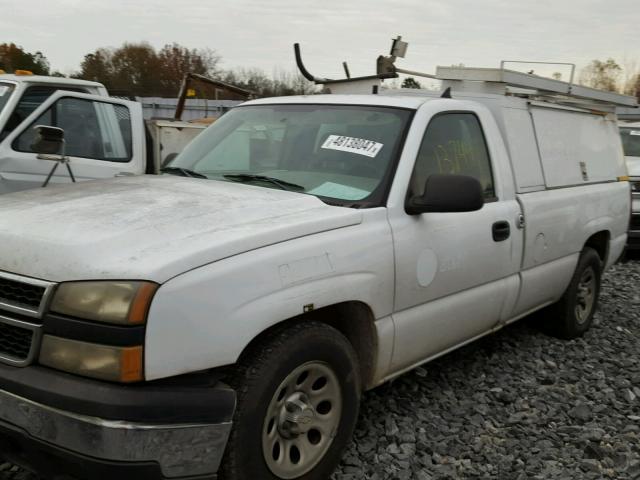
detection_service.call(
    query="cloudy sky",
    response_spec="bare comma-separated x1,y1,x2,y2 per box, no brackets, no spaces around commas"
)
2,0,639,81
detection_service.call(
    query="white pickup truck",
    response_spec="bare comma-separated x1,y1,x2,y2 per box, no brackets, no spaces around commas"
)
0,66,632,480
619,121,640,249
0,73,205,193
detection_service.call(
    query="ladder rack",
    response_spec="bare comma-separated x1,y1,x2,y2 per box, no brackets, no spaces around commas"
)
293,36,639,109
435,66,638,108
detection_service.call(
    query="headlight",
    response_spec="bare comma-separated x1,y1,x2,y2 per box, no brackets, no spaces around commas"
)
39,335,143,383
50,281,157,325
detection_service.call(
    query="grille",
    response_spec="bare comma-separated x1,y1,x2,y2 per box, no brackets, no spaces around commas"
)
0,322,33,360
0,278,45,310
631,215,640,231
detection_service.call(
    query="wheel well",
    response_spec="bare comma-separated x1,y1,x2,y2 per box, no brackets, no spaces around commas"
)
237,302,378,391
584,231,609,266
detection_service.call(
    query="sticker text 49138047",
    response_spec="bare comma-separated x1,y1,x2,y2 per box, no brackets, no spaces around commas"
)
321,135,384,158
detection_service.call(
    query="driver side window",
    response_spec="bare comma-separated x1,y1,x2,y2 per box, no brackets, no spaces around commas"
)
410,113,496,200
12,97,133,162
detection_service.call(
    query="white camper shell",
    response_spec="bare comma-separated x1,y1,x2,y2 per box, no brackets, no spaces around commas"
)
0,61,633,480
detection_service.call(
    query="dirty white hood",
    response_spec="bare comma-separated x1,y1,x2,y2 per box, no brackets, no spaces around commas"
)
0,176,362,283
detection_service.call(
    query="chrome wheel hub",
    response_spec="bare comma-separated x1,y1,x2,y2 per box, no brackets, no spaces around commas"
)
279,392,316,438
262,361,342,479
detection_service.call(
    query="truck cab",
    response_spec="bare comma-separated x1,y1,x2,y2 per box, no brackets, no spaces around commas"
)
0,73,146,193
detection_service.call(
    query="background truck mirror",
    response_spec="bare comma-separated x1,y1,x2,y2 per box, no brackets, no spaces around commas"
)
406,174,484,214
31,125,65,156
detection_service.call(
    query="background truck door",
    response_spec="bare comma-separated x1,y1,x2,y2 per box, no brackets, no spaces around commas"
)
0,91,145,194
388,108,522,374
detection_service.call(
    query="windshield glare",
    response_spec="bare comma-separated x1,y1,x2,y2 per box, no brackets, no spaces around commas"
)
621,127,640,157
0,83,15,116
169,104,412,205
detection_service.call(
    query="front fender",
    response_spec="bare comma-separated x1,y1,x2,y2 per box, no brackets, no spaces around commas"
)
144,209,394,380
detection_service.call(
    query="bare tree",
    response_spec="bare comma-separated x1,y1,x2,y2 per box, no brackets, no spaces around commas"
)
620,58,640,98
222,67,315,97
579,58,622,92
157,44,220,96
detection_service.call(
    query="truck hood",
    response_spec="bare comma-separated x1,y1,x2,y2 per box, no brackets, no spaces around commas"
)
0,176,362,283
626,156,640,177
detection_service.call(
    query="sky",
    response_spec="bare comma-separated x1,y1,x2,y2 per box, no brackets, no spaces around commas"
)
2,0,639,83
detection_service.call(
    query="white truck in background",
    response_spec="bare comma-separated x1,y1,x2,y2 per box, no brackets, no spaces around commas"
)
619,121,640,249
0,72,208,193
0,38,633,480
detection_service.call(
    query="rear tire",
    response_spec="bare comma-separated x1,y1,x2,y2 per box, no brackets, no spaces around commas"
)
219,321,361,480
543,247,602,339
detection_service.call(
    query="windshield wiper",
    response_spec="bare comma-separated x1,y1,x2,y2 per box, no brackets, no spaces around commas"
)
160,166,208,179
223,174,305,191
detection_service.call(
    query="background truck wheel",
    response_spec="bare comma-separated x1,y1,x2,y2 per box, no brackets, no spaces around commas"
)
220,321,361,480
543,247,602,339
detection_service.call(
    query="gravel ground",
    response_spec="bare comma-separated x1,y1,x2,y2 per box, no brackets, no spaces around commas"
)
2,257,639,480
332,255,640,480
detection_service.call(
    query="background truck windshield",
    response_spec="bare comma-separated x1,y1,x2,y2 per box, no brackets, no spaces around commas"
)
621,127,640,157
0,83,15,116
169,104,412,205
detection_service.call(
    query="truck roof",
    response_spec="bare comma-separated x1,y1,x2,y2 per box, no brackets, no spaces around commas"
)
242,94,430,110
0,74,105,89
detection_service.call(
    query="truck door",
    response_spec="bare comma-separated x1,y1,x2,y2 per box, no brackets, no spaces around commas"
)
0,91,145,194
387,105,522,374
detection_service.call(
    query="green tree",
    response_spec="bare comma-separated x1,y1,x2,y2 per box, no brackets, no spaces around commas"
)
109,43,160,96
401,77,422,89
0,43,50,74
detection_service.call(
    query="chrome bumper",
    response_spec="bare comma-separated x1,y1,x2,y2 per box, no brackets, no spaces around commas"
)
0,387,232,478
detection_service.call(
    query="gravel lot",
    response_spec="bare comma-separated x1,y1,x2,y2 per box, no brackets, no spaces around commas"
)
2,256,639,480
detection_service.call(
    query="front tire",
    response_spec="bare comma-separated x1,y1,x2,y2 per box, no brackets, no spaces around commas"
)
544,247,602,339
220,321,361,480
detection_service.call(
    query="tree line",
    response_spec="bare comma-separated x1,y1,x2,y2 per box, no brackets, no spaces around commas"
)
1,42,638,100
0,42,315,98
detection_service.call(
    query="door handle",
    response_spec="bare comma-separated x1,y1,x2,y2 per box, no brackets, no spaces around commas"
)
492,221,511,242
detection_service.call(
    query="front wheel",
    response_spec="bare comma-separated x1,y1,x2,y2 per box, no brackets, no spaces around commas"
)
543,247,602,339
220,321,361,480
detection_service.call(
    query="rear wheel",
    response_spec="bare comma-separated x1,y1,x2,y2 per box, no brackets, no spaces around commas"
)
543,247,602,339
220,321,361,480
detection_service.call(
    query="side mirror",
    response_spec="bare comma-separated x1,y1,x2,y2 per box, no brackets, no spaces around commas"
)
406,174,484,215
31,125,65,156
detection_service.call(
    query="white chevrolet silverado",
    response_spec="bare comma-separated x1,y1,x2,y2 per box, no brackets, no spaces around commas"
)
0,65,632,480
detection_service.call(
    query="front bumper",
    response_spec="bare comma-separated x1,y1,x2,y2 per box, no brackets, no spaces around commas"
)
0,365,236,479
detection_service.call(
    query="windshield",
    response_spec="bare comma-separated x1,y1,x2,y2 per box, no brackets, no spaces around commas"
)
620,127,640,157
0,82,15,116
169,104,413,206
